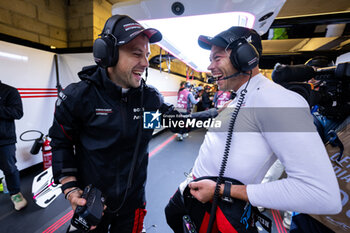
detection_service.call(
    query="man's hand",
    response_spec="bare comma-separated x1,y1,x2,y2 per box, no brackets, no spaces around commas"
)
66,188,85,210
188,179,249,203
61,177,86,211
188,179,217,203
62,177,103,231
66,188,107,231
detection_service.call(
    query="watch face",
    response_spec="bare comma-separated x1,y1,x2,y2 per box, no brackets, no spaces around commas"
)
222,196,234,203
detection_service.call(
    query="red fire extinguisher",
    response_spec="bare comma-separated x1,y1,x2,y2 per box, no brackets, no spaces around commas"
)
42,136,52,170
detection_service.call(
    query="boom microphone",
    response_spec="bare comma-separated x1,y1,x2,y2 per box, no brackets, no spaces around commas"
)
218,72,242,81
207,71,250,83
272,64,316,84
212,72,249,82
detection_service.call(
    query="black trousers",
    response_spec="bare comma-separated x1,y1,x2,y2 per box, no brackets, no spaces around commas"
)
94,207,146,233
69,206,146,233
0,144,21,195
165,187,258,233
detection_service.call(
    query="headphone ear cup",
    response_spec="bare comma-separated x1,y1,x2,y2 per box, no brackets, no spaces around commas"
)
229,49,240,71
229,39,259,72
93,36,118,68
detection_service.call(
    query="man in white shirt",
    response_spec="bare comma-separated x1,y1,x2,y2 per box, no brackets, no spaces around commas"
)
165,26,341,233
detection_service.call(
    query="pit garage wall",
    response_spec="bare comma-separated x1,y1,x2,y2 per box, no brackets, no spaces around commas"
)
0,41,193,173
0,41,57,173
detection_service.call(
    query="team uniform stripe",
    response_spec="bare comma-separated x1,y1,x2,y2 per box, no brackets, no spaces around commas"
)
132,208,140,233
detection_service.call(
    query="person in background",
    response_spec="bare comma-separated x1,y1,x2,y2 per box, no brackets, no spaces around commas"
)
200,85,212,111
194,84,204,100
176,81,199,141
0,81,27,211
212,89,233,108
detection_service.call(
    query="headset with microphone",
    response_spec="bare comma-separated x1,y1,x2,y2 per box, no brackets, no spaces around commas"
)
209,69,248,83
212,32,260,82
215,72,243,81
93,15,127,68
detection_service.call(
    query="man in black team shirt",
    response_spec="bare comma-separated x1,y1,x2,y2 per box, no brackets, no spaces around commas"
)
49,14,218,233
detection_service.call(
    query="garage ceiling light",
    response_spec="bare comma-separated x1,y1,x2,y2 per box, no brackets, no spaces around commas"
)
0,51,28,62
139,12,255,72
112,0,287,72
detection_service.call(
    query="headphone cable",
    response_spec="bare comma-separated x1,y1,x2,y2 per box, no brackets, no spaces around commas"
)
206,71,252,233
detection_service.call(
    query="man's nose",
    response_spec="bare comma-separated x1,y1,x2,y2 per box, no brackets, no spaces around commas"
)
207,61,214,71
141,56,149,67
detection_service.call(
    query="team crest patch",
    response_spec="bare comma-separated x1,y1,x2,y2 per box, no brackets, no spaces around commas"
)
96,108,113,116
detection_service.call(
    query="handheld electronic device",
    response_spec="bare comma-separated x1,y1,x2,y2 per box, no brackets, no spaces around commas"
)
71,185,105,232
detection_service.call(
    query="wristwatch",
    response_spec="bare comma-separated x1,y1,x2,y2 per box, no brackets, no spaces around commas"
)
221,181,234,203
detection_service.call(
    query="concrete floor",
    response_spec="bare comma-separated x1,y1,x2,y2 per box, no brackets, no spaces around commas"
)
0,129,289,233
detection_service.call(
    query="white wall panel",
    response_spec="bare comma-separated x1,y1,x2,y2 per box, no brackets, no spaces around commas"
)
0,41,57,171
0,47,190,172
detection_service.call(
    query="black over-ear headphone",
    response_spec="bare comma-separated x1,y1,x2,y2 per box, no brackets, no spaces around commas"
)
93,15,126,68
220,32,259,72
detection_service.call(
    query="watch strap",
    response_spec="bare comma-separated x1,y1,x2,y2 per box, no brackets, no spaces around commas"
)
61,180,79,193
222,181,233,203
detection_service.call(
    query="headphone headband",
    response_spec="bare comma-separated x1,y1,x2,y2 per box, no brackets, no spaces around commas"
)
225,37,248,50
101,15,126,37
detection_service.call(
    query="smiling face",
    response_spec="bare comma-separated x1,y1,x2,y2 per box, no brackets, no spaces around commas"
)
208,45,248,92
108,34,150,88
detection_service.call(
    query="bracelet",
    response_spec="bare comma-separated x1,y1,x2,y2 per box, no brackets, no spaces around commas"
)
65,187,81,200
61,181,79,193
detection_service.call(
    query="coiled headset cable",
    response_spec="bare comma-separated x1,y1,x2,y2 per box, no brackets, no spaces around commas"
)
206,73,252,233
